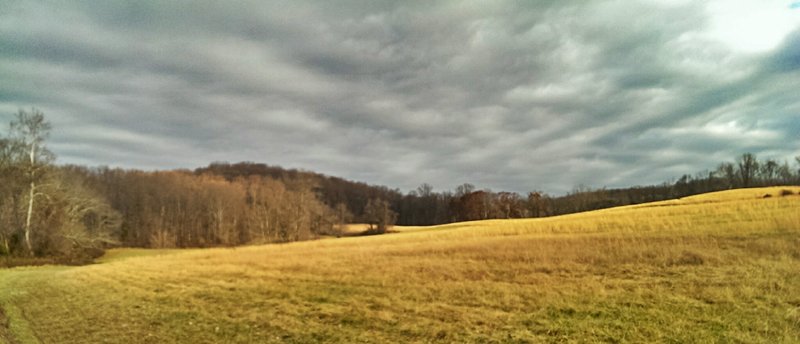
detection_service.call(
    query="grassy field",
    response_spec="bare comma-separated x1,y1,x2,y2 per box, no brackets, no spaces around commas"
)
1,186,799,343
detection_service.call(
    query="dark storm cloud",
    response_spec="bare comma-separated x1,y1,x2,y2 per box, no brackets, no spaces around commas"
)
1,0,798,194
766,29,800,72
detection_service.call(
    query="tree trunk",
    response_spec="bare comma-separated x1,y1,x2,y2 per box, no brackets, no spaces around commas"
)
24,140,36,254
24,180,34,254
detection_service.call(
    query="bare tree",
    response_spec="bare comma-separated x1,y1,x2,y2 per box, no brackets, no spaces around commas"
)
716,162,737,189
47,169,121,256
737,153,758,188
363,198,396,234
527,191,549,218
417,183,434,197
10,109,53,255
454,183,475,197
778,161,793,184
760,159,779,183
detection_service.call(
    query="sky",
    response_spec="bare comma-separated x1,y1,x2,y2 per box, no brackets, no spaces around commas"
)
1,0,799,195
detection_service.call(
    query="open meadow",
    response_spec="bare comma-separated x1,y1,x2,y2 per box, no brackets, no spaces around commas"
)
1,186,799,343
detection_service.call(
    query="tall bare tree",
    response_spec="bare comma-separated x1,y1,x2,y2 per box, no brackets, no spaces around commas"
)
10,109,53,254
737,153,758,187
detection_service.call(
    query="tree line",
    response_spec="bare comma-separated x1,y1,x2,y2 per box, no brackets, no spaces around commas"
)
1,109,798,262
393,152,800,224
201,154,800,226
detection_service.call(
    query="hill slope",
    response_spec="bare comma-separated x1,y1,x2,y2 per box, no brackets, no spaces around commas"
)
1,187,799,343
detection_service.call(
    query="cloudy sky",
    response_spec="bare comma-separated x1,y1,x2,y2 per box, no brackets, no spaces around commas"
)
1,1,798,194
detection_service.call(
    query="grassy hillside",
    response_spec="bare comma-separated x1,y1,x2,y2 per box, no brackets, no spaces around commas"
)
1,187,799,343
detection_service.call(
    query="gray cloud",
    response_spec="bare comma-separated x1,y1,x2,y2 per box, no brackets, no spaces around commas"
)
1,0,798,194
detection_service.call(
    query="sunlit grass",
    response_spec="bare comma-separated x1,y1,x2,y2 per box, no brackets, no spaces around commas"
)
1,187,799,343
94,248,188,264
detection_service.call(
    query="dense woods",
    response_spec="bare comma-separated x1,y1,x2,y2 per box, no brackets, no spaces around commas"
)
80,169,342,248
1,109,799,262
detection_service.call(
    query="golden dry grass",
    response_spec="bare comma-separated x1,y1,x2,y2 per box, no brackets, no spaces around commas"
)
1,186,799,343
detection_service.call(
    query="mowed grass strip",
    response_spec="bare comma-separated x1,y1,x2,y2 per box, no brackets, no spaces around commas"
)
1,187,799,343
